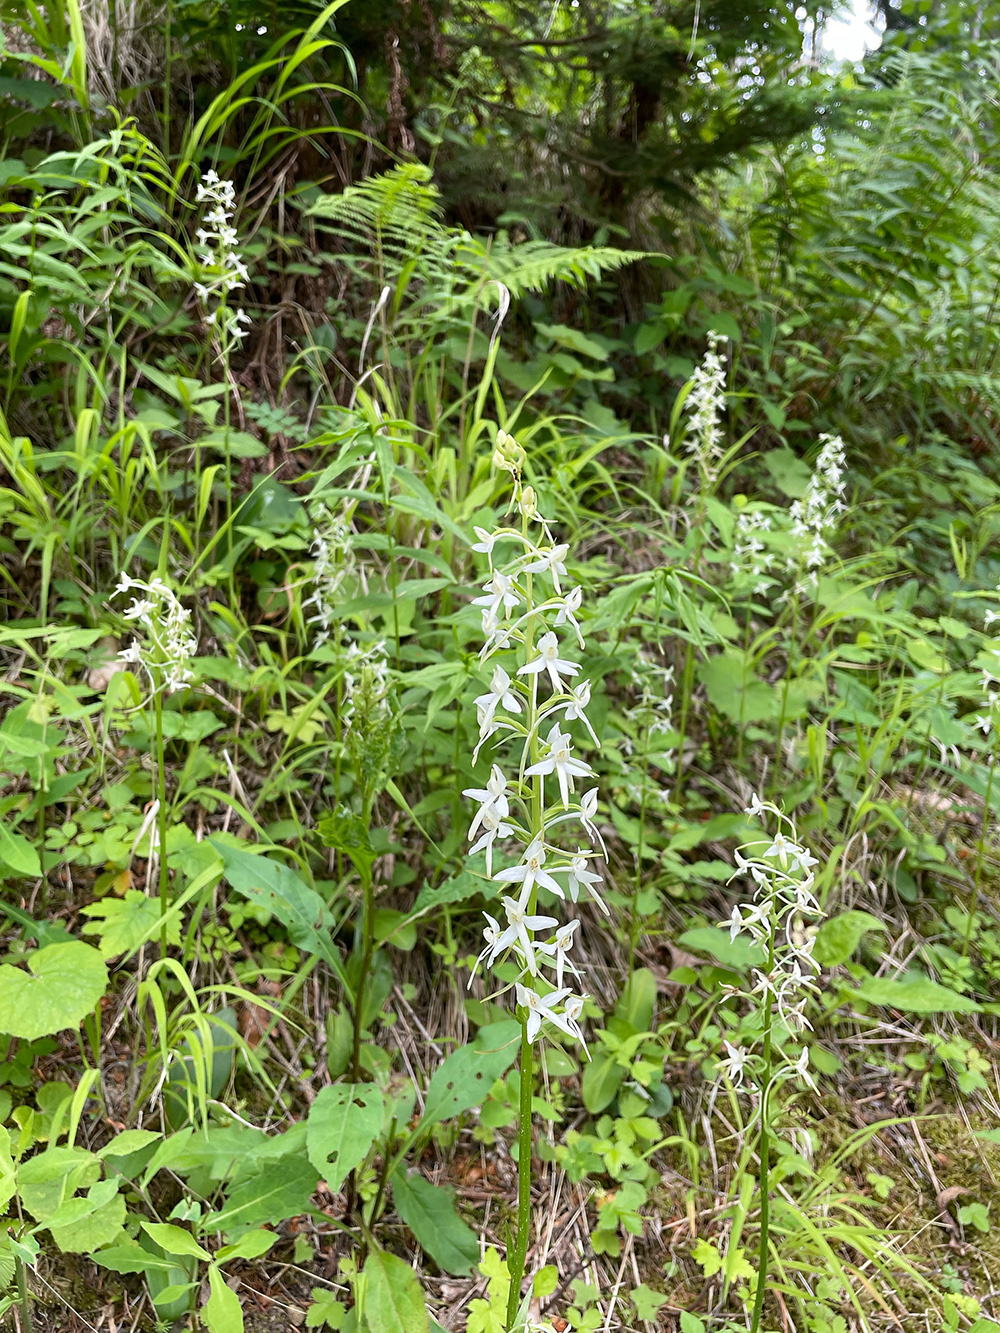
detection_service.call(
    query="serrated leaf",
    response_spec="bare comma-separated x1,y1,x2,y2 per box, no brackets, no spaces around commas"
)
392,1172,479,1275
363,1249,428,1333
49,1191,126,1254
306,1085,383,1192
420,1022,520,1126
0,941,108,1040
81,890,180,958
413,868,483,912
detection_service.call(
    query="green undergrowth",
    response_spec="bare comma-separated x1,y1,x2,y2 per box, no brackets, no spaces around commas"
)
4,4,1000,1333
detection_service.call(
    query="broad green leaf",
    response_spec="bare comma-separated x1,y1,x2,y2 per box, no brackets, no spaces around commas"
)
42,1177,118,1232
0,823,41,878
99,1130,162,1159
318,806,375,870
216,1230,277,1263
306,1085,383,1192
0,1129,14,1213
18,1147,99,1221
535,322,608,360
851,973,980,1015
205,1262,244,1333
91,1242,178,1275
813,910,885,967
81,890,180,958
420,1021,520,1126
392,1172,479,1274
140,1221,211,1261
48,1190,126,1254
581,1053,625,1115
211,841,347,987
616,968,656,1033
0,941,108,1040
677,927,765,971
413,868,483,912
363,1248,428,1333
203,1157,319,1236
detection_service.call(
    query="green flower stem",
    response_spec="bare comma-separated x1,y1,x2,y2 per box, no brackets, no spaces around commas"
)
352,797,376,1084
15,1251,32,1333
962,751,997,957
154,688,170,955
506,1020,533,1328
749,934,776,1333
507,490,539,1327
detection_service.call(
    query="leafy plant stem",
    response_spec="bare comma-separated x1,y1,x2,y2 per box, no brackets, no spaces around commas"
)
351,796,376,1083
672,644,695,803
962,750,997,958
749,945,775,1333
14,1253,32,1333
770,590,801,799
154,689,170,955
506,1019,533,1330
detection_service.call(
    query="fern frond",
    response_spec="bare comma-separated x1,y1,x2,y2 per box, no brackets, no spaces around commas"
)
457,236,647,297
307,162,443,250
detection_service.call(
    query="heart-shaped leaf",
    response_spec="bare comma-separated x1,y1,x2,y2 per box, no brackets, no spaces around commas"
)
0,940,108,1039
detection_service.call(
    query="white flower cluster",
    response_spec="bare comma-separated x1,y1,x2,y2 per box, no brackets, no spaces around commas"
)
619,650,675,807
970,593,1000,746
465,431,607,1050
305,503,356,648
682,330,728,482
192,169,251,346
787,434,847,589
730,507,775,595
717,796,823,1091
113,573,197,693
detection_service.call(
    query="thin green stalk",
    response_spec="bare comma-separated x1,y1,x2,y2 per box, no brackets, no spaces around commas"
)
506,1021,533,1330
673,527,705,804
507,493,540,1327
962,754,997,957
749,937,776,1333
672,644,696,803
769,589,801,800
352,796,376,1083
154,689,170,955
15,1253,32,1333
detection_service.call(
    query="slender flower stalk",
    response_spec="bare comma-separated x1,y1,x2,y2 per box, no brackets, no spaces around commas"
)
786,434,847,596
192,170,252,350
305,502,357,649
771,434,848,793
190,169,251,556
961,592,1000,956
464,429,604,1327
682,330,729,490
113,573,198,952
717,798,822,1333
674,334,728,800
